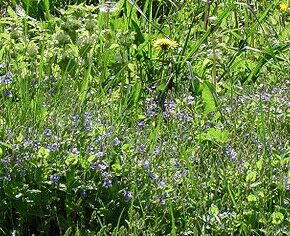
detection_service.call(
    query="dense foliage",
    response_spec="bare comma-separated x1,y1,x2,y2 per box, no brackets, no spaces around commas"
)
0,0,289,235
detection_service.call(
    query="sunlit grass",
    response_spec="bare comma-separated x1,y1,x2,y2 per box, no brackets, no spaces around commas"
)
0,0,289,235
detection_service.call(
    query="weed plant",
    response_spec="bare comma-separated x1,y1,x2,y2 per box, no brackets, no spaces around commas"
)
0,0,289,235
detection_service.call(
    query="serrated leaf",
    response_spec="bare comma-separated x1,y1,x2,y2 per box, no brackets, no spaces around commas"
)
247,194,257,202
112,161,122,176
65,154,79,166
210,204,219,216
256,159,263,171
246,171,257,183
38,147,49,158
199,128,229,143
272,212,284,225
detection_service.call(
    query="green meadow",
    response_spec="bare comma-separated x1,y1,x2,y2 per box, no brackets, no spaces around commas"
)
0,0,289,235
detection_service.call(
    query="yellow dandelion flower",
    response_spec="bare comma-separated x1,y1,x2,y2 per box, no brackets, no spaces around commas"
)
153,38,178,51
280,2,288,11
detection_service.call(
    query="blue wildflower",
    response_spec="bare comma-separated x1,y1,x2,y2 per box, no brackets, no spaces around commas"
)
3,90,12,98
159,197,165,205
103,178,112,188
71,147,79,155
113,137,121,146
1,157,10,166
50,173,60,183
16,159,23,168
50,143,58,152
80,190,87,198
44,128,52,136
225,146,237,161
123,191,132,202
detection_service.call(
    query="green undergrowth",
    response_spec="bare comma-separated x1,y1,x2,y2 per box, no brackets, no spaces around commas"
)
0,0,289,235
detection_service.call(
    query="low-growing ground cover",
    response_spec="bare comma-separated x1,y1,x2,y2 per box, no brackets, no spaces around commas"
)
0,0,289,235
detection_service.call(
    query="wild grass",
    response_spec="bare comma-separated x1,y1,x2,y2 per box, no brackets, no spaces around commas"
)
0,0,289,235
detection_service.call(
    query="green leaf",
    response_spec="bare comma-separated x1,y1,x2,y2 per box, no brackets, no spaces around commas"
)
186,61,201,96
81,155,95,169
199,128,229,143
65,154,79,166
131,19,145,46
246,171,257,183
112,161,122,176
256,159,263,171
0,141,12,149
247,194,257,202
38,147,49,158
272,212,284,225
201,83,216,115
210,204,219,216
16,133,24,143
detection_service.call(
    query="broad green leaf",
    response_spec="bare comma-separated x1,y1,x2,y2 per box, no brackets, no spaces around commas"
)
201,83,216,115
38,147,49,158
131,19,145,46
256,159,263,171
210,204,219,216
247,194,257,202
272,212,284,225
112,161,122,176
199,128,229,143
246,171,257,183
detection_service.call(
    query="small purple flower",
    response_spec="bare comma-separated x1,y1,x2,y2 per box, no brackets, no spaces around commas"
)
149,172,157,180
146,108,155,117
44,128,52,136
181,167,188,176
103,178,112,188
187,95,194,105
123,191,132,202
0,71,13,84
71,147,79,155
153,146,160,155
137,120,145,127
138,144,146,153
225,146,237,161
102,171,111,178
49,75,57,83
96,151,105,158
113,137,121,146
84,114,93,132
50,143,58,152
143,161,150,172
87,145,95,155
3,90,12,98
90,162,99,170
258,143,264,150
156,178,166,187
1,157,10,166
16,159,23,168
98,162,109,171
50,88,56,94
173,161,181,168
80,190,87,198
71,115,79,123
159,197,165,205
4,171,12,181
50,173,60,183
165,100,176,113
94,136,102,143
